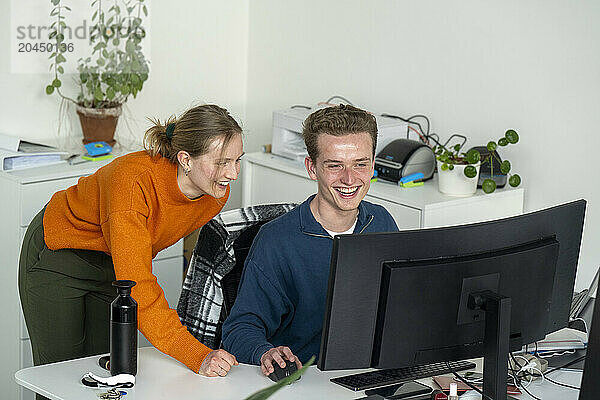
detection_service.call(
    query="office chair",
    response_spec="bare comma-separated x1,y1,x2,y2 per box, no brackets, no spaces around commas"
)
177,203,297,349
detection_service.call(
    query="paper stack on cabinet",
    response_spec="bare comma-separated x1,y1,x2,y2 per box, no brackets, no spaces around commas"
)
0,133,68,171
531,327,587,353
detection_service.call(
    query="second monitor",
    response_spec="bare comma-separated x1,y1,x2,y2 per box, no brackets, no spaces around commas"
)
319,199,586,399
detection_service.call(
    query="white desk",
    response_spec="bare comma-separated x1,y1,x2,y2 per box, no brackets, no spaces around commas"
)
15,347,581,400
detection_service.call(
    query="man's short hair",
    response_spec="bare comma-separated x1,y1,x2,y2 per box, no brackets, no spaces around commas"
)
302,104,378,162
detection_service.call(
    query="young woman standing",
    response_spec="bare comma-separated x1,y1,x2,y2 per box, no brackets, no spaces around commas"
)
19,105,243,386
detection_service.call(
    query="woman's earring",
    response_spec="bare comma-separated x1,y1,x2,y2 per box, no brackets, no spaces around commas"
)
184,168,190,177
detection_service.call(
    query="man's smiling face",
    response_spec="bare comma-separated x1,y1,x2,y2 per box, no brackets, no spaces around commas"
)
305,132,374,214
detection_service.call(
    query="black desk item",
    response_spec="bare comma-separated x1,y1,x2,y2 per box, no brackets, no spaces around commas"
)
468,146,507,189
267,359,299,383
579,291,600,399
110,280,137,376
330,360,475,391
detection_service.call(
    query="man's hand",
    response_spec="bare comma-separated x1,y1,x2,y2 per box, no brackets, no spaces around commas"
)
260,346,302,376
199,349,238,377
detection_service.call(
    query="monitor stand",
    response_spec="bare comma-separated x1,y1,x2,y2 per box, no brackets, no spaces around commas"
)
469,290,511,400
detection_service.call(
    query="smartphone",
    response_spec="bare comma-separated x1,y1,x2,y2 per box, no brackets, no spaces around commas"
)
365,381,432,399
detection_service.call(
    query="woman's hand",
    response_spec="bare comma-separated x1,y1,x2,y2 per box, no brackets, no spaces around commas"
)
199,349,239,377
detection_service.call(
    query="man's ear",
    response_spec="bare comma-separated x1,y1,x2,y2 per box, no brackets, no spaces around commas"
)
176,150,191,169
305,156,318,181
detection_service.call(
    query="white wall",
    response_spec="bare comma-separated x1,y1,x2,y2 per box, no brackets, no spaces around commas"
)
245,0,600,289
3,0,599,287
1,0,249,208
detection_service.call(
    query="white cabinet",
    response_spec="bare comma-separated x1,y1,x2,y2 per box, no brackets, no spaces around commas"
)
241,152,524,230
0,160,184,400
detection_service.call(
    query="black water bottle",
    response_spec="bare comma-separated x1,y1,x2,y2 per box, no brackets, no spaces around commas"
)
110,280,138,376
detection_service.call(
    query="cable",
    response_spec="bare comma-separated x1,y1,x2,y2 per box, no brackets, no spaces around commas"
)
509,353,542,400
509,367,541,400
546,355,586,374
380,113,432,146
324,95,354,105
510,352,581,395
408,125,428,143
537,349,577,359
528,366,545,384
425,133,443,148
381,113,424,137
518,349,582,390
512,354,544,383
543,374,580,390
407,114,431,136
445,362,494,400
571,317,589,335
442,133,468,152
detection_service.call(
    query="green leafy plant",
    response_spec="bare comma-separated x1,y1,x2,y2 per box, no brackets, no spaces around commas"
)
434,129,522,194
46,0,149,108
244,356,315,400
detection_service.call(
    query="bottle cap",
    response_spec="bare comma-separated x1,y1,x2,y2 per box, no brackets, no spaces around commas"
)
112,280,136,295
449,382,458,397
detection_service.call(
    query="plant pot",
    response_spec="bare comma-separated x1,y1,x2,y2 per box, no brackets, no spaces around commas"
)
76,105,121,147
437,162,481,197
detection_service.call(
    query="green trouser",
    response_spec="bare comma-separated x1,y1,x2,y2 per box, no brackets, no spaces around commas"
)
19,207,117,399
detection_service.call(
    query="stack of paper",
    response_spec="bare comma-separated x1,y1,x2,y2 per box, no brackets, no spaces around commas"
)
0,133,68,171
530,328,587,352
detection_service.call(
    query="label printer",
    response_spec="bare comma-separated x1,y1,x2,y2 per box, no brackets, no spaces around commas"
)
271,106,410,162
374,139,436,184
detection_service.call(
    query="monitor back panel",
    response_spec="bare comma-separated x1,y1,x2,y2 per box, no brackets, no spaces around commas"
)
319,200,585,370
373,239,558,368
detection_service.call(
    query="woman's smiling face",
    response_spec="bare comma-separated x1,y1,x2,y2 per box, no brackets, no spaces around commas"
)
179,133,244,199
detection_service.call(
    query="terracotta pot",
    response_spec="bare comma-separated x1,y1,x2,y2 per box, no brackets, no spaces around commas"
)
76,105,122,146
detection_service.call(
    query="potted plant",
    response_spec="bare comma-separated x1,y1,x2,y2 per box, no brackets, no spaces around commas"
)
434,129,522,196
45,0,149,146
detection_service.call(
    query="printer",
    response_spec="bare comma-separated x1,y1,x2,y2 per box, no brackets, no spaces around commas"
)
374,139,436,183
271,106,410,162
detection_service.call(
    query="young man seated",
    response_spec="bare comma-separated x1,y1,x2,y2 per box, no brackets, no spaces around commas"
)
221,105,399,376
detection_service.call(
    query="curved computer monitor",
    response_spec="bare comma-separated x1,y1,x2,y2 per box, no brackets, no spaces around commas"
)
319,199,586,373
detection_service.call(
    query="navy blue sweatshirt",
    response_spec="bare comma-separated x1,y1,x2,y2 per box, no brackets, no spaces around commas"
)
221,195,399,365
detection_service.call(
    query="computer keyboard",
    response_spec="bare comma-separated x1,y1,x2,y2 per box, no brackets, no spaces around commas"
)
330,360,477,391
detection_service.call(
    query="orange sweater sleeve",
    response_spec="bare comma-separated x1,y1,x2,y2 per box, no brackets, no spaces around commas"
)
102,208,210,372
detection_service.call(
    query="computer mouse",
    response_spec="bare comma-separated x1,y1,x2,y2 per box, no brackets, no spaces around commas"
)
267,359,300,383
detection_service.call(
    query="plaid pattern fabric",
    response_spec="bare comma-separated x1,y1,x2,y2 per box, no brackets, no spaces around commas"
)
177,203,297,349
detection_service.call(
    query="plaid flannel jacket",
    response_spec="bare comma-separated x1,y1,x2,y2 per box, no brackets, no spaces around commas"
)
176,203,297,349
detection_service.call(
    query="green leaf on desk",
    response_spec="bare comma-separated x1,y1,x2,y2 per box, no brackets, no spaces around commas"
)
244,356,315,400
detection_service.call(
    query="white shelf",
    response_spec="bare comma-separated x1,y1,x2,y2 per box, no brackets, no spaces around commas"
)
241,152,524,230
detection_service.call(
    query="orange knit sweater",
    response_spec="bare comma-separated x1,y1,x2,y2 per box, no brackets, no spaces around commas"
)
43,151,228,373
